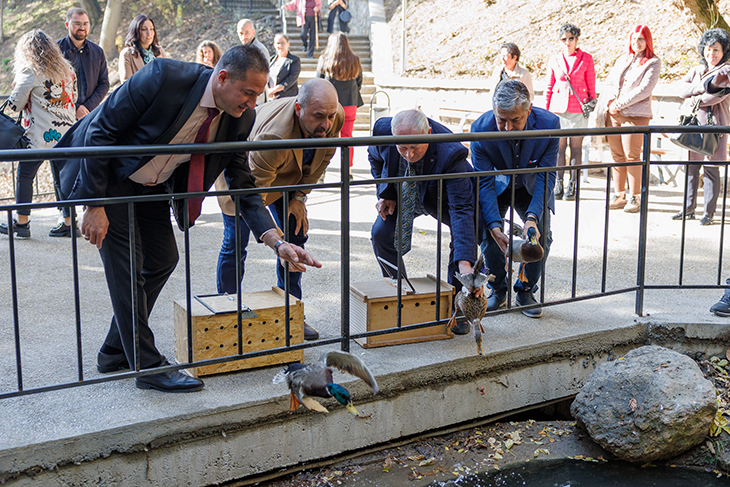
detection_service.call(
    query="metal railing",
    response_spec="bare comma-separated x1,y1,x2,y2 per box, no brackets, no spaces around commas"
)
1,124,729,399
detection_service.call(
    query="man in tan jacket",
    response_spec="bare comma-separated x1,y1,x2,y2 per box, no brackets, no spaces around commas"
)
215,78,344,340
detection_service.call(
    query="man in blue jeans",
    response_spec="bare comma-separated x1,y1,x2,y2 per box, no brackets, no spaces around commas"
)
470,80,559,318
215,79,343,339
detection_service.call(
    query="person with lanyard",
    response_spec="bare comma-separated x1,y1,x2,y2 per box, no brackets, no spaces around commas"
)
487,42,534,101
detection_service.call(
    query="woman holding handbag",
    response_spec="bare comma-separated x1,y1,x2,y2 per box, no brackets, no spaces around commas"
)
0,30,77,239
327,0,350,33
598,25,661,214
546,23,596,201
672,28,730,226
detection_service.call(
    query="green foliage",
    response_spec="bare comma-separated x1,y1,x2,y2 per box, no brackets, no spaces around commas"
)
1,58,10,73
176,4,183,27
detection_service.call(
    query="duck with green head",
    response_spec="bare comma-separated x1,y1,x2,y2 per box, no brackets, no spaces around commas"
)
273,351,379,415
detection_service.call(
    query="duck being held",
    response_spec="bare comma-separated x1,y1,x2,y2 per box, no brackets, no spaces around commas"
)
273,351,379,416
448,253,494,355
509,226,544,263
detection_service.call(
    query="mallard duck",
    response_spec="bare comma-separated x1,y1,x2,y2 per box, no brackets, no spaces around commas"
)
510,226,544,263
448,253,494,355
272,351,379,415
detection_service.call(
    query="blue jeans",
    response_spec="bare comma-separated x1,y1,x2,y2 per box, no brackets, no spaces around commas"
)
216,213,251,294
269,198,308,300
481,187,552,295
215,198,308,299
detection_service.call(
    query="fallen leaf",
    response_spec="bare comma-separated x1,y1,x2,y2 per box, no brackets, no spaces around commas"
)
725,348,730,361
419,457,436,467
407,455,424,462
505,439,514,450
383,454,393,472
533,448,550,458
630,398,638,412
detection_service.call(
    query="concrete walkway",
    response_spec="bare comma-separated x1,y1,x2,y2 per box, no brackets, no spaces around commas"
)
2,144,730,485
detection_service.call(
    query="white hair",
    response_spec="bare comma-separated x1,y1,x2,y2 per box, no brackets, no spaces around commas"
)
391,109,429,135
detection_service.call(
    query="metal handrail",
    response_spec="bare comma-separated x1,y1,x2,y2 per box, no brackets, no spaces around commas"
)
2,124,729,400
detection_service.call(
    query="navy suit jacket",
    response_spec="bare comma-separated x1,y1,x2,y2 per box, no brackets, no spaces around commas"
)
368,117,476,263
470,106,559,230
55,58,275,236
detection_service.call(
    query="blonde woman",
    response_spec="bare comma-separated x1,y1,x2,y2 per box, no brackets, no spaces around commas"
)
316,32,362,167
0,30,77,239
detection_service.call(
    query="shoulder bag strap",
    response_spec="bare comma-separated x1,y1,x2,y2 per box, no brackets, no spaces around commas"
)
557,57,585,108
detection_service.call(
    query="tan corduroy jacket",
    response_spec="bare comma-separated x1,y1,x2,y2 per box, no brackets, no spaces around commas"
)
215,96,344,217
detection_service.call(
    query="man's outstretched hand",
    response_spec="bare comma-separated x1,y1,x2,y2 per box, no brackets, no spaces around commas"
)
276,242,322,273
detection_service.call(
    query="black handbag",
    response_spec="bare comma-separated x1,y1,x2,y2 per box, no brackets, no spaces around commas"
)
0,99,29,149
670,99,720,157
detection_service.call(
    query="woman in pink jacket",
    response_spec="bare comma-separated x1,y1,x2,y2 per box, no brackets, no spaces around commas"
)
546,23,596,201
601,25,661,214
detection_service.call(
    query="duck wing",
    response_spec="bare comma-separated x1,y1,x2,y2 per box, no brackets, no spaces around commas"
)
321,351,379,394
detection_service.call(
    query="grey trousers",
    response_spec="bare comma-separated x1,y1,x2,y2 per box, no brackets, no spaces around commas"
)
685,164,720,216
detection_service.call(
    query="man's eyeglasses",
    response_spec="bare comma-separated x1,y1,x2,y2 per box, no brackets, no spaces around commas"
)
71,22,91,28
559,36,576,43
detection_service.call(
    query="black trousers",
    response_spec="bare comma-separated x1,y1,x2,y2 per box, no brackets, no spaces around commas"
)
301,15,317,57
99,180,178,368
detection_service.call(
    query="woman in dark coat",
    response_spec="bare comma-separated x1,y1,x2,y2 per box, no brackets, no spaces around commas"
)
268,34,301,100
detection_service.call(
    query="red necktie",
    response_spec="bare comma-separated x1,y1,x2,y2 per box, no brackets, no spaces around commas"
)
187,107,219,224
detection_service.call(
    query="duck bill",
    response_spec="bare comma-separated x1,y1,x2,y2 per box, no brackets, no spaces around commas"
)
346,402,360,416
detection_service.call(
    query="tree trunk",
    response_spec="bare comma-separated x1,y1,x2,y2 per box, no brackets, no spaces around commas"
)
673,0,730,32
79,0,103,26
99,0,123,61
0,0,4,41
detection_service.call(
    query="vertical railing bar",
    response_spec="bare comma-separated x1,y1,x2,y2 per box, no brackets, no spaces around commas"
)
183,198,194,365
678,162,690,286
8,211,23,391
129,202,140,372
571,166,580,299
635,132,651,316
340,145,351,352
396,176,403,328
70,206,83,381
540,167,548,304
235,194,244,354
435,178,442,323
718,163,728,285
283,191,291,345
507,175,515,310
601,161,612,293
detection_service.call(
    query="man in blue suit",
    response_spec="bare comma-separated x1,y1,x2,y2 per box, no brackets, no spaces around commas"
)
369,109,478,332
470,80,559,319
56,45,320,392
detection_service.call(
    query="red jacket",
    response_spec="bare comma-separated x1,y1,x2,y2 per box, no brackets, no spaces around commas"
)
546,49,596,114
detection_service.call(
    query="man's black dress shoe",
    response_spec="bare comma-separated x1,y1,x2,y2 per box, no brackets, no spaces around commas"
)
487,289,507,311
710,296,730,317
135,359,204,393
304,322,320,340
97,351,130,373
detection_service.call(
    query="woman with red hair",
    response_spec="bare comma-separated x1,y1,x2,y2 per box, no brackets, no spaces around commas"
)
599,25,661,213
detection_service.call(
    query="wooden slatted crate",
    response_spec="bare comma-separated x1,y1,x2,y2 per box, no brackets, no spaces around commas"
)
350,274,454,348
173,287,303,377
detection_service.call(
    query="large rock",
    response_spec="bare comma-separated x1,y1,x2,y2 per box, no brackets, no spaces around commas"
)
570,345,717,462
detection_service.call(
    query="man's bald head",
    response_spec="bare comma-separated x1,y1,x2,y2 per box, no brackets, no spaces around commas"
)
294,79,340,138
237,19,255,45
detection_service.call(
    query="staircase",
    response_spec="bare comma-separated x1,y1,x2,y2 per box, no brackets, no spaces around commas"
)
282,14,376,134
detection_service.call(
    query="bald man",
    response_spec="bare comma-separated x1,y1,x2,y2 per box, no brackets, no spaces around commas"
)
214,79,344,340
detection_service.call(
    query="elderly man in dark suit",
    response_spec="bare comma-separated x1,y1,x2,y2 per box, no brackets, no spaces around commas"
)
369,109,479,333
470,80,559,319
56,45,320,393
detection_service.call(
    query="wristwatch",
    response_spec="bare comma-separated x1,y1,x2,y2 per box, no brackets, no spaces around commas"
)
291,192,307,204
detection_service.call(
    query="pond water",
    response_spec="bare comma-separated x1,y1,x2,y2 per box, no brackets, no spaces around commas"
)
429,459,730,487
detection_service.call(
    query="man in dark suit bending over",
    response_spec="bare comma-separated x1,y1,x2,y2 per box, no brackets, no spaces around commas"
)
56,45,320,393
368,109,479,334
